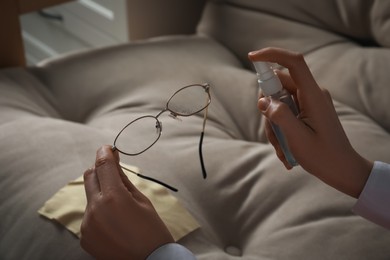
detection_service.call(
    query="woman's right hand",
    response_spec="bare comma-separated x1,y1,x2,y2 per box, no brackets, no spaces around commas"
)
248,47,373,198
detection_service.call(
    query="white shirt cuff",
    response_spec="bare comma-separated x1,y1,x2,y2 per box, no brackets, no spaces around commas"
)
353,161,390,229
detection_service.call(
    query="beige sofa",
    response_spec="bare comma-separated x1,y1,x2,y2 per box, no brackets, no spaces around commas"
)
1,0,390,259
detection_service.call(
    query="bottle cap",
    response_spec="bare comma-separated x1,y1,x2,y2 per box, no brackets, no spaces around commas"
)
253,61,282,96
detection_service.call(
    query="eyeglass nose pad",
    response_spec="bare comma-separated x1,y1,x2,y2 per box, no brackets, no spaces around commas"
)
169,112,182,121
203,82,210,91
155,121,162,133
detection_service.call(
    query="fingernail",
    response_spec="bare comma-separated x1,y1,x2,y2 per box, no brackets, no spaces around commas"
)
95,146,111,166
96,146,106,159
248,50,260,61
258,97,270,112
248,50,260,56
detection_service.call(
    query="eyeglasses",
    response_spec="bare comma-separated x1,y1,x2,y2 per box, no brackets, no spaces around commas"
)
112,83,211,192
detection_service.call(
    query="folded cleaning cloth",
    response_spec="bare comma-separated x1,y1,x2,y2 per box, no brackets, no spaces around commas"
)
38,163,200,241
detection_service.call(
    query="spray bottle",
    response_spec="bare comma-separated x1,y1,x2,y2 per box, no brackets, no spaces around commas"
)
253,61,299,167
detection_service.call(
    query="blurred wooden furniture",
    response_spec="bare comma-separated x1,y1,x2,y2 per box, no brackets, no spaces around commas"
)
0,0,205,68
0,0,73,68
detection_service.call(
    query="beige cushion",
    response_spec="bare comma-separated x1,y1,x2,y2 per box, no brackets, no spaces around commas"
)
1,0,390,259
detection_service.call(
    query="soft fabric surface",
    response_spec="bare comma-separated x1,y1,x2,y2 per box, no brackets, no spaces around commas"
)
38,163,199,241
1,0,390,259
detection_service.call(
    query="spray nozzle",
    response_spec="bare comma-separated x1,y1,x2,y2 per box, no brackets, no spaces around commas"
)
253,62,276,81
252,61,282,96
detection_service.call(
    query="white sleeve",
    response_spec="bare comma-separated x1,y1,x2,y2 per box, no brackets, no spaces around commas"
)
352,161,390,229
146,243,196,260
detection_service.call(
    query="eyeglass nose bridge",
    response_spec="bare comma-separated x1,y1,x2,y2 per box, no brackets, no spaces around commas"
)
168,112,182,121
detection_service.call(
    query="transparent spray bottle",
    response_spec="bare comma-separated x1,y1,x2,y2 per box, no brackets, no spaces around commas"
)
253,62,299,167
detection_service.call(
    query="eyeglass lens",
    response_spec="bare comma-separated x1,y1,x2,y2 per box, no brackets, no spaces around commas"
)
114,115,161,155
167,84,209,116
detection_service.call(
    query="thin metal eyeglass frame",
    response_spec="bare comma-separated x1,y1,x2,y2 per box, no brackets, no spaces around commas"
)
112,83,211,192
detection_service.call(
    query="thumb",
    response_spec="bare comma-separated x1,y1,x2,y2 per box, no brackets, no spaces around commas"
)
258,97,311,150
258,97,296,126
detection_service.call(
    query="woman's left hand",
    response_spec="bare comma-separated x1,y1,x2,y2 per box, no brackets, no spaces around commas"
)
80,145,174,260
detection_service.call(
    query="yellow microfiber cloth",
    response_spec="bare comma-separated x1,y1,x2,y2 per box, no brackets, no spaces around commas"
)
38,163,199,241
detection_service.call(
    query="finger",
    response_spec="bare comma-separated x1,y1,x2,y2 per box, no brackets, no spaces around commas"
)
83,167,100,203
111,146,120,162
118,166,139,193
118,165,154,203
321,88,334,107
110,146,139,193
95,145,125,194
275,70,301,111
259,97,314,153
96,146,147,204
275,70,298,95
108,145,138,193
248,47,318,92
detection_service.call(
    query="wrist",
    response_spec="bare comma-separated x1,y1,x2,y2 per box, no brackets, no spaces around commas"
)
311,150,373,198
335,152,373,198
350,155,374,198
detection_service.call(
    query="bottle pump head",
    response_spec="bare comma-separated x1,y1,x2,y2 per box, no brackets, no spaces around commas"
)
253,61,282,96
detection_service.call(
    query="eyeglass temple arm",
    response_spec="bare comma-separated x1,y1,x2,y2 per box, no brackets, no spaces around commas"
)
120,164,178,192
199,101,209,179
